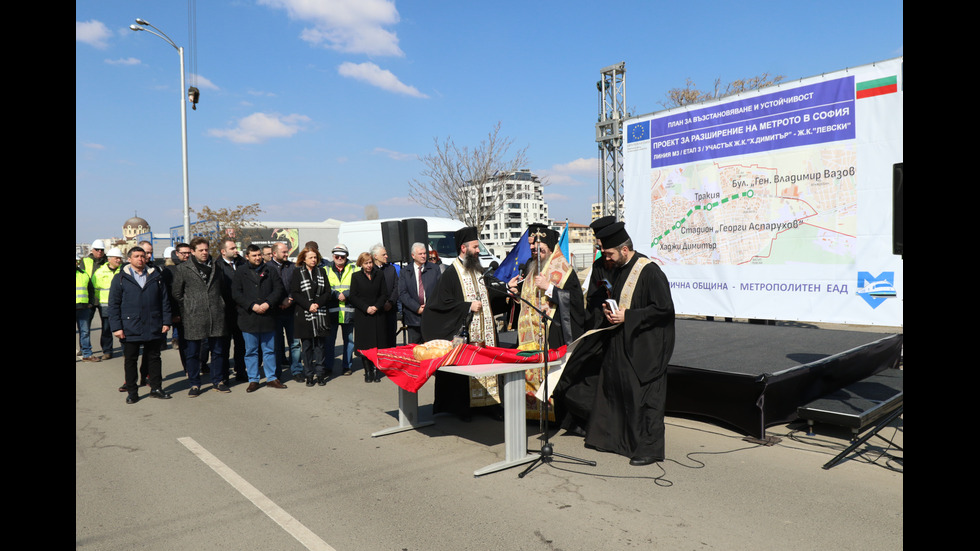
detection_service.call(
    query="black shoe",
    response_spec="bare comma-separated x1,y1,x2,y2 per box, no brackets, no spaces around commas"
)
316,375,327,386
565,425,587,438
126,394,139,404
188,386,201,398
629,456,660,466
118,384,128,393
214,383,232,394
295,373,306,383
148,388,172,400
306,376,315,387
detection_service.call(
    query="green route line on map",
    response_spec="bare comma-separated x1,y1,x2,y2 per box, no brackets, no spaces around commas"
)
651,189,755,247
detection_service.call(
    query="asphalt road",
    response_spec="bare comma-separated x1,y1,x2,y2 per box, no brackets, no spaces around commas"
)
76,323,903,551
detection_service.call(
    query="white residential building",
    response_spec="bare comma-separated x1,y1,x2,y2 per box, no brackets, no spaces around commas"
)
469,169,549,258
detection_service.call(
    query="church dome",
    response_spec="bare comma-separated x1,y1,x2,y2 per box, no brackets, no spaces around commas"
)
122,216,150,239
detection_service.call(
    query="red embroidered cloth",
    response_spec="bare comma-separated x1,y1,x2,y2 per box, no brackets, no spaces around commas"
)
359,344,567,393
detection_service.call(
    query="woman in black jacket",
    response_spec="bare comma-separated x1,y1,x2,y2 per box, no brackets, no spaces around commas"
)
291,247,332,386
349,252,389,382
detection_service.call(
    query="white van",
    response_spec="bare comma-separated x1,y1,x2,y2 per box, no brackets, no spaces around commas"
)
336,217,500,268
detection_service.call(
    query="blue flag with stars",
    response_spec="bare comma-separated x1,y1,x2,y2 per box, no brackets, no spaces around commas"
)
494,228,531,282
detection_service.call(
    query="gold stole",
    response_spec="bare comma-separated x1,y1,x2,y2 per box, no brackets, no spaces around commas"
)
517,250,572,351
618,256,651,309
517,249,572,422
452,258,499,406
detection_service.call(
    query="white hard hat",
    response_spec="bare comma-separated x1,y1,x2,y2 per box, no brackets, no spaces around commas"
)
164,246,175,259
106,248,124,258
91,239,106,249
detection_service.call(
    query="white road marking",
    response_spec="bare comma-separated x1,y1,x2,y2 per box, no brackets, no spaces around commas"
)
178,437,336,551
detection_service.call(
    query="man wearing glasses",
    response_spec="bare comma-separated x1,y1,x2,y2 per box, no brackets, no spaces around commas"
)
325,244,357,376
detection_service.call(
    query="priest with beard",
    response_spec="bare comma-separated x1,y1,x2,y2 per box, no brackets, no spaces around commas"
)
506,227,584,350
552,221,675,467
421,226,503,420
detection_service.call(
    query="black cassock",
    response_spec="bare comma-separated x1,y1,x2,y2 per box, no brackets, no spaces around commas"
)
553,252,675,461
420,265,505,416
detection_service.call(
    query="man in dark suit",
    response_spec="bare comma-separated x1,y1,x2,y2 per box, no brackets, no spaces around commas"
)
397,242,441,344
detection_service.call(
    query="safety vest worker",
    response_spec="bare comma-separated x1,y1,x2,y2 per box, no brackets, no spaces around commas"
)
92,248,125,306
326,245,358,324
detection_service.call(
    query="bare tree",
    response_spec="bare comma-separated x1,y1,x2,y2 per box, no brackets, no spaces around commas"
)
660,72,786,108
189,203,265,251
408,122,529,231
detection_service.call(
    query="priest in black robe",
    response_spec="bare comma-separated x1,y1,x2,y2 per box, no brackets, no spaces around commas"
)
553,222,675,466
583,216,617,330
420,227,502,418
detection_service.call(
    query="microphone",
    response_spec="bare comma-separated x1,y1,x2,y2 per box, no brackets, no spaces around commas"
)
481,260,500,279
482,272,514,297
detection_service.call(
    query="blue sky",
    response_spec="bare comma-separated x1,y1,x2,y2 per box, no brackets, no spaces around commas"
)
76,0,903,244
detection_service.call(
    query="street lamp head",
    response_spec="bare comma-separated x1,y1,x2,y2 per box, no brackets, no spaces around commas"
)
135,18,150,25
130,24,144,32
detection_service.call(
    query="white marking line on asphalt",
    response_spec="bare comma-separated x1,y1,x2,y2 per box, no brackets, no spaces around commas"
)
178,436,336,551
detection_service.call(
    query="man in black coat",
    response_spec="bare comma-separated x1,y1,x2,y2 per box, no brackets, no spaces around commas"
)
232,244,287,393
371,244,399,348
270,241,302,382
217,238,247,382
397,242,441,344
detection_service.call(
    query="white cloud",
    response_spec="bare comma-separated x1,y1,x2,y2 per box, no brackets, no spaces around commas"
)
105,57,141,66
553,158,598,173
190,74,220,91
373,147,416,161
338,62,427,98
207,112,312,144
77,20,112,49
259,0,403,56
539,157,598,186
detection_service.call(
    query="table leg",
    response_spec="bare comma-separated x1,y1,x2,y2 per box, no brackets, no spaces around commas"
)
472,370,539,476
371,385,434,437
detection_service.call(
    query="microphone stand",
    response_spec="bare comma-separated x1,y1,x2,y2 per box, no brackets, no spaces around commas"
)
482,272,596,478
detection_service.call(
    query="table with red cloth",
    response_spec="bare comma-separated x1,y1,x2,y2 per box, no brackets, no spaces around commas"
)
360,343,566,393
362,343,567,476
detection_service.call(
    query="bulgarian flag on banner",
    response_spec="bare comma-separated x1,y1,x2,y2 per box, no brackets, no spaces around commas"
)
856,75,898,99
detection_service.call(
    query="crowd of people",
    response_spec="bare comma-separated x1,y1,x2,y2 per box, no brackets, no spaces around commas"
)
76,237,445,401
76,220,676,466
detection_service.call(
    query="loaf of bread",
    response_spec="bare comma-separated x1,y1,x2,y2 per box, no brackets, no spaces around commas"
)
413,339,453,361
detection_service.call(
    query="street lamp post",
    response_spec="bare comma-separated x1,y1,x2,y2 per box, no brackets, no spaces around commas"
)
130,18,191,242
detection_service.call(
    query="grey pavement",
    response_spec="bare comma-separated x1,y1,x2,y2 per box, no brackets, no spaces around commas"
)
76,320,902,551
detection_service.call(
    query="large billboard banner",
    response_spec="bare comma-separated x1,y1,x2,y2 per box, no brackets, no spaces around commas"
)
624,58,903,325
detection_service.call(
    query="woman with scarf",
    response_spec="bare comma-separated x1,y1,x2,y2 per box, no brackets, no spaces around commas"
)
290,246,333,386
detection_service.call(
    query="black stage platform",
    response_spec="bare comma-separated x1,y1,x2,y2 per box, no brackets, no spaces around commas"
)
665,319,903,439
